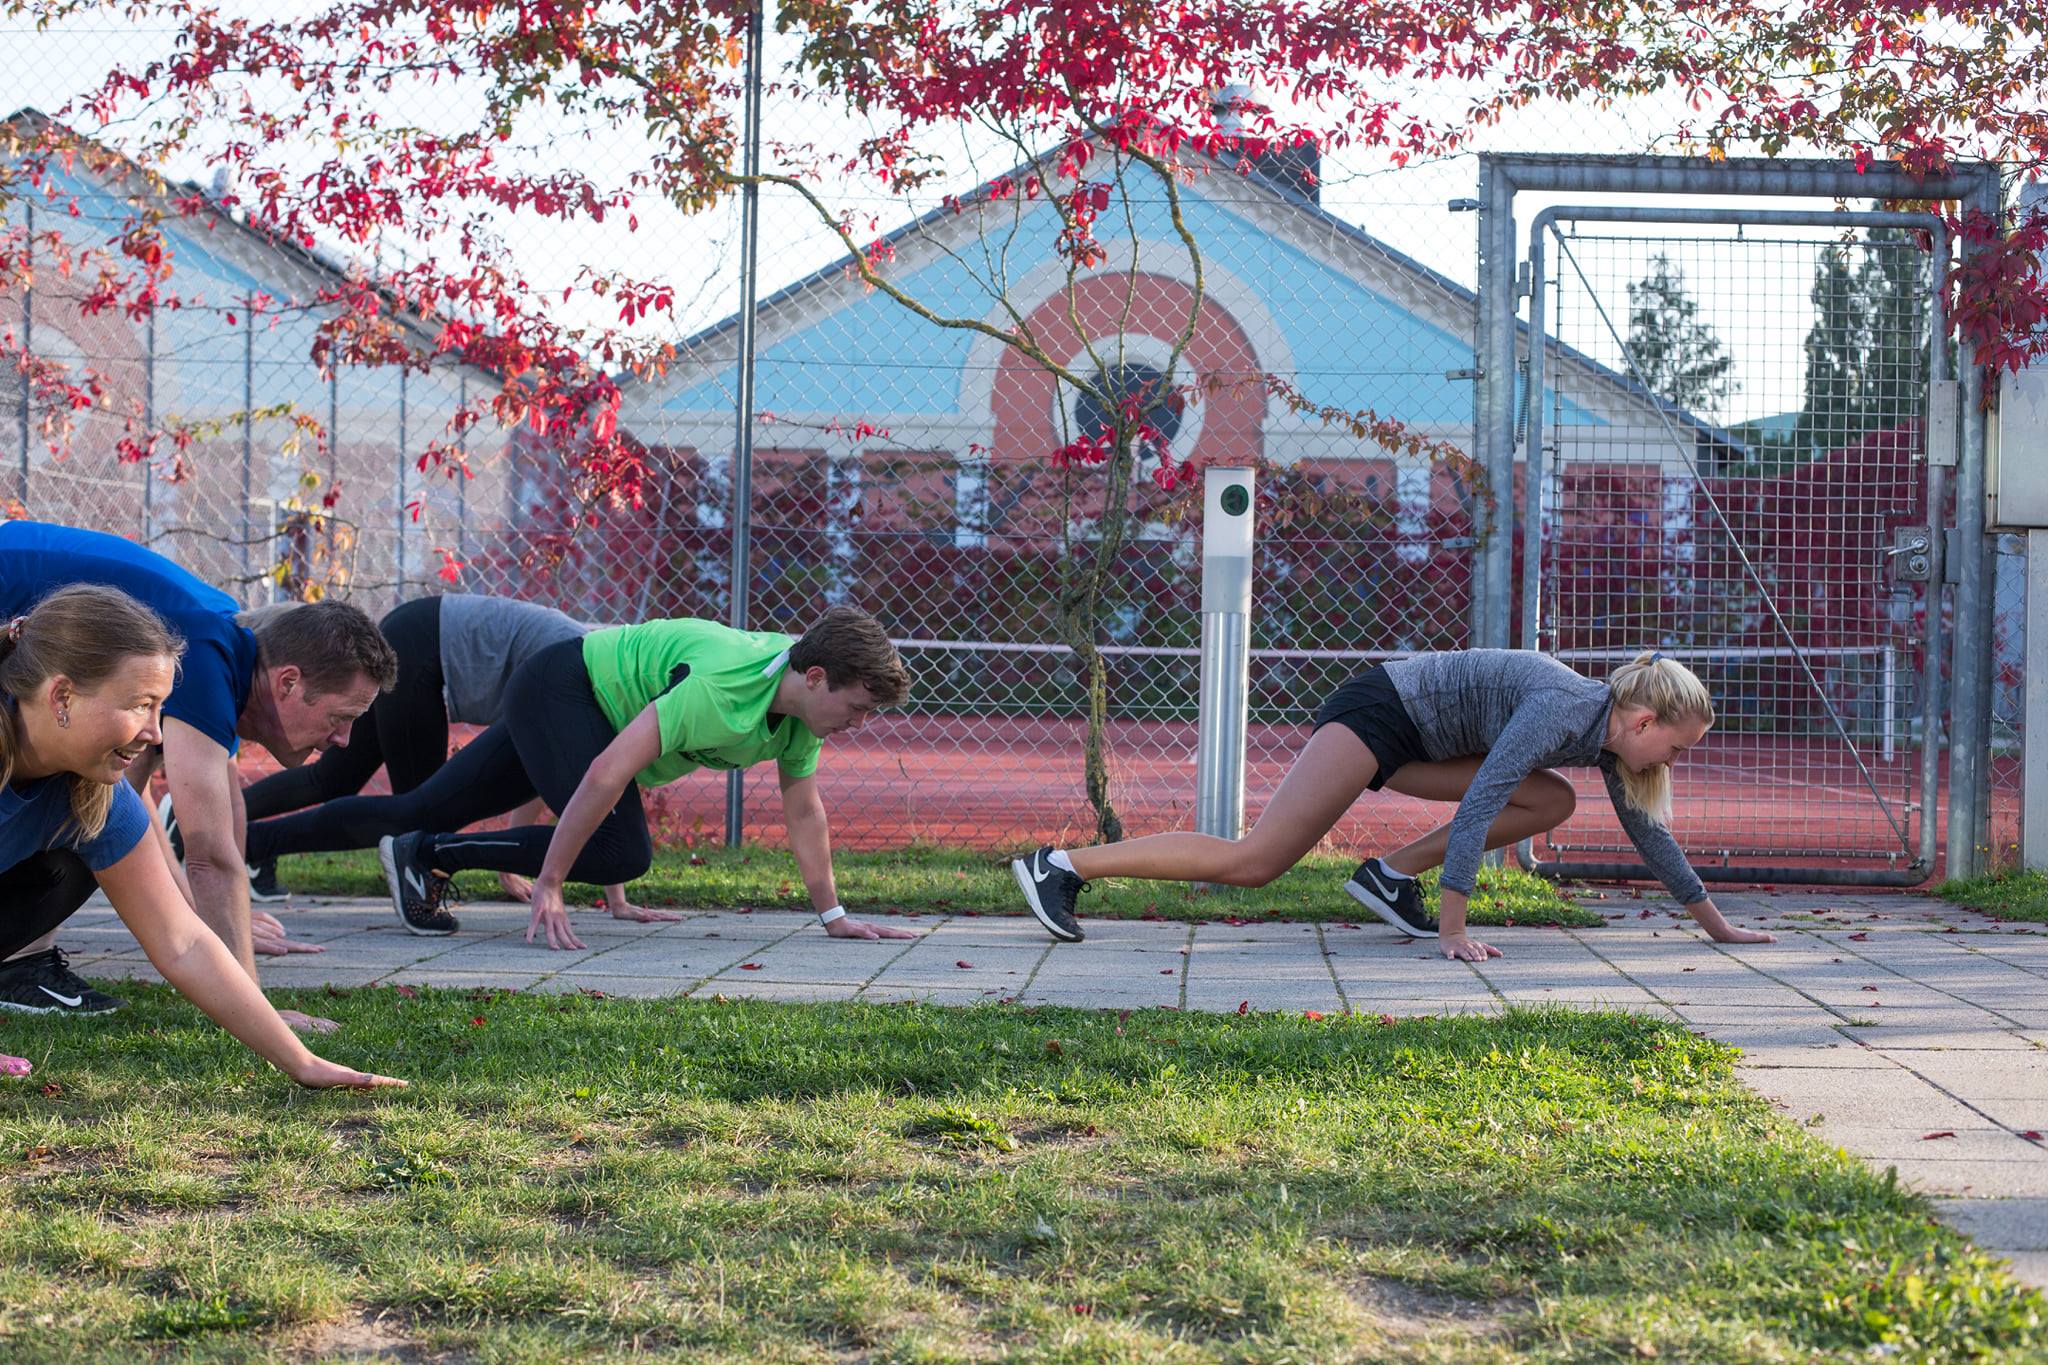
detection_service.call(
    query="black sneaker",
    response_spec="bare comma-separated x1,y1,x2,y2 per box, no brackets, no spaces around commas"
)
247,861,291,903
0,948,124,1016
1011,846,1085,942
378,832,459,936
157,791,184,862
1344,858,1439,938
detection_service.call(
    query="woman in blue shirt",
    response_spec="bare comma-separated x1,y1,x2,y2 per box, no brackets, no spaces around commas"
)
0,585,401,1089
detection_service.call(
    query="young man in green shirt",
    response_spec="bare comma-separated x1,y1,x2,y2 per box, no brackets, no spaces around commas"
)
321,605,911,945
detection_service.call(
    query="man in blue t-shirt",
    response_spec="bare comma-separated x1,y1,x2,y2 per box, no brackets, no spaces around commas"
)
0,522,398,1028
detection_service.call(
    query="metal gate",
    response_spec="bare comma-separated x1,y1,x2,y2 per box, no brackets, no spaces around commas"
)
1517,208,1950,884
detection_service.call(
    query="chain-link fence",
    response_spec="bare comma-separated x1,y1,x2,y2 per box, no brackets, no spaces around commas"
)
0,16,2025,872
1526,224,1942,879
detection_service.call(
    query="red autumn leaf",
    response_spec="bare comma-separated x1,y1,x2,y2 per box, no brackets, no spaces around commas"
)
469,1015,486,1027
394,985,417,999
1302,1009,1325,1020
2020,1131,2043,1141
1861,985,1879,991
1378,1013,1397,1025
1922,1131,1957,1140
38,1082,61,1099
1158,968,1174,974
1236,1000,1249,1015
1847,933,1870,941
955,960,974,969
739,963,762,971
1043,1039,1064,1057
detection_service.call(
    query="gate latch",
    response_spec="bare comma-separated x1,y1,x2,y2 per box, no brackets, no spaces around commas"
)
1887,527,1934,582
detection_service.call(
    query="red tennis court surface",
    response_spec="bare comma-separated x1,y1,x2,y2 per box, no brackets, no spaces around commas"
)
231,715,2014,886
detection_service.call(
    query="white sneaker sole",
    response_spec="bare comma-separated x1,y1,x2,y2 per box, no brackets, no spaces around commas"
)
1011,858,1084,942
1344,877,1439,938
0,997,121,1017
379,836,456,937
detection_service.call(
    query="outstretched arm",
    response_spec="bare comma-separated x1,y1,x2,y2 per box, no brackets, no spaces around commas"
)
1601,764,1775,947
779,770,916,940
96,841,403,1088
525,706,663,950
160,720,255,974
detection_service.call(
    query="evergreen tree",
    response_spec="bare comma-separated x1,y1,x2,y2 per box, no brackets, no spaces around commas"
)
1794,226,1931,456
1625,253,1737,417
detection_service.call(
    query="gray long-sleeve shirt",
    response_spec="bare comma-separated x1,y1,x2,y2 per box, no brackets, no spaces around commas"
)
1382,649,1707,906
438,594,591,726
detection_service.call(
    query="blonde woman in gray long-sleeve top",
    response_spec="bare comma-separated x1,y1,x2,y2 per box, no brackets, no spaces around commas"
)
1013,649,1776,962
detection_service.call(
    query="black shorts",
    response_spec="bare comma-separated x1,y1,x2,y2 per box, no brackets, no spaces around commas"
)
1312,665,1429,791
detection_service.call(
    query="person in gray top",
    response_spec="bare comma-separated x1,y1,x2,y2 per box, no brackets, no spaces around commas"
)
1012,649,1775,962
190,595,659,919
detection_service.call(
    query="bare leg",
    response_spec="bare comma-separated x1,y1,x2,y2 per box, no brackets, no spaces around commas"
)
1376,761,1578,874
1065,726,1379,886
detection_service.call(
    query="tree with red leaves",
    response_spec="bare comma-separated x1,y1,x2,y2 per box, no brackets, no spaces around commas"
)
4,0,2047,840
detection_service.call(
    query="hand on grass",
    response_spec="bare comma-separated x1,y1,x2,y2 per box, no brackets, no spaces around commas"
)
276,1009,339,1035
824,914,918,941
290,1057,406,1089
1,1054,30,1077
497,872,535,904
524,881,586,951
1437,933,1502,962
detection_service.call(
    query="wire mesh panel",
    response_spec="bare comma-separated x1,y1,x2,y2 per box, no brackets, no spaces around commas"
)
1530,227,1937,875
1990,533,2025,866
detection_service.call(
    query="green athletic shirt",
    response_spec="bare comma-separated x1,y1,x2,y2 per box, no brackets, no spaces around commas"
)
580,619,822,788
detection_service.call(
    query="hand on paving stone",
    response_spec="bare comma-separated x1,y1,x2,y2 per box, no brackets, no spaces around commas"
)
605,899,683,924
251,910,325,955
525,880,586,951
276,1009,340,1035
497,871,535,904
1436,932,1502,963
824,914,918,941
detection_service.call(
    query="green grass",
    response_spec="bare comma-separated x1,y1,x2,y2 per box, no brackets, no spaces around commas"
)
280,843,1604,928
1935,867,2048,923
1,990,2039,1361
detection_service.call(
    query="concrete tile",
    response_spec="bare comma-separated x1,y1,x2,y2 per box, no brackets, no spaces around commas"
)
1934,1195,2048,1252
1743,1068,1985,1129
249,965,392,990
1877,1158,2048,1199
534,975,698,999
1731,1044,1899,1070
1185,979,1342,1014
1881,1053,2048,1100
1018,982,1181,1010
1811,1126,2040,1162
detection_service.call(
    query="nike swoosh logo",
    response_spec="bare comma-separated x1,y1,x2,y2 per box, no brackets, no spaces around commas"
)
1032,855,1053,884
38,986,82,1008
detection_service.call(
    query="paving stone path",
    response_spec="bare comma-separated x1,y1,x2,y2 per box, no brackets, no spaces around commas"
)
57,887,2048,1287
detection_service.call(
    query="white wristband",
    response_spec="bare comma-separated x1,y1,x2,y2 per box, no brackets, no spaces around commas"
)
818,905,846,926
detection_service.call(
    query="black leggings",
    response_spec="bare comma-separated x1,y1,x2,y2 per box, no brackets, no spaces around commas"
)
0,852,98,961
241,637,651,886
243,597,447,864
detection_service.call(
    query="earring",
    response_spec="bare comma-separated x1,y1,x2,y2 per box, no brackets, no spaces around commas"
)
55,708,69,729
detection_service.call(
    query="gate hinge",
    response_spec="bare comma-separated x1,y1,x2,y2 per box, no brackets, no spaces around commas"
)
1445,368,1483,381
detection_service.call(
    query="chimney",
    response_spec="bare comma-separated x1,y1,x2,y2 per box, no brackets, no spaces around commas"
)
1210,83,1319,204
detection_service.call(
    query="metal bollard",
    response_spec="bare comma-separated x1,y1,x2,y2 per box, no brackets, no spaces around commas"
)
1196,467,1255,841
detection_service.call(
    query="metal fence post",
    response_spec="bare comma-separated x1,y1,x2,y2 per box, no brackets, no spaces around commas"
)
1474,158,1517,650
1947,172,2001,880
16,201,30,508
240,298,254,592
723,0,765,849
396,365,409,598
141,309,156,544
2027,529,2048,870
1196,467,1255,842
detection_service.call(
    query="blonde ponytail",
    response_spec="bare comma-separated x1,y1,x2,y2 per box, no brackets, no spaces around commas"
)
1607,651,1715,825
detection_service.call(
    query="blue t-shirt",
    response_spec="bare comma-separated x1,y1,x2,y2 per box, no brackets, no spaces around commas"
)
0,521,257,754
0,774,150,872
